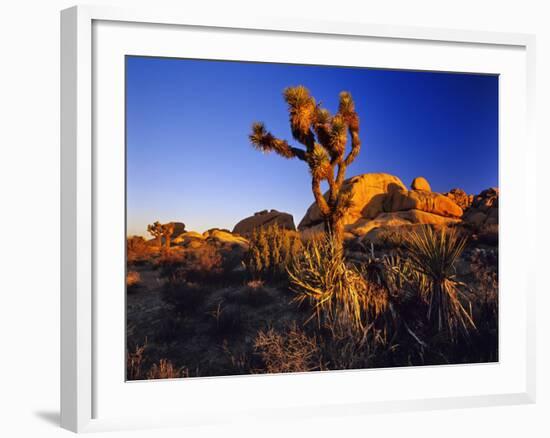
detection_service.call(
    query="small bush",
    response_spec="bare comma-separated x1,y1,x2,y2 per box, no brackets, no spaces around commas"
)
254,325,323,373
244,224,302,280
127,236,151,264
161,281,211,315
126,270,141,292
156,244,228,284
375,227,407,249
222,281,274,308
476,223,498,246
209,303,247,336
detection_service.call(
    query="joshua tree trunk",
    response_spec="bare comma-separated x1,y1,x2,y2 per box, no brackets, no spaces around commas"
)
250,86,361,255
162,223,175,252
327,217,345,253
156,235,162,248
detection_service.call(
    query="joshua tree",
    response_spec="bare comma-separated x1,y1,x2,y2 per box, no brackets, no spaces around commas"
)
147,221,176,250
249,86,361,250
147,221,164,248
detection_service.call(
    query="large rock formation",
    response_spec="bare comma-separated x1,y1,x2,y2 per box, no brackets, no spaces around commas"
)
444,188,473,210
463,188,499,226
233,209,295,235
169,222,186,239
383,189,463,218
298,173,407,230
298,173,463,240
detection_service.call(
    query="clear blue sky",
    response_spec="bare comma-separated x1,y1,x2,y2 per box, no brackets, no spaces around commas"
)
126,56,498,236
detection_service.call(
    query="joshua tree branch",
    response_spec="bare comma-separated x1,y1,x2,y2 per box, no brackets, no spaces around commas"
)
249,122,307,161
344,128,361,167
311,176,331,217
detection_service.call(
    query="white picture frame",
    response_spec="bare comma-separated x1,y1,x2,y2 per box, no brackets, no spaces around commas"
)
60,4,536,433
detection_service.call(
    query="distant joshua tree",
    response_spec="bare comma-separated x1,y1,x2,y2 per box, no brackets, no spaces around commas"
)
147,221,164,248
147,221,175,250
249,86,361,250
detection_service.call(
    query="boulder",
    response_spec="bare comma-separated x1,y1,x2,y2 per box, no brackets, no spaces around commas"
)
444,188,473,210
411,176,431,192
172,230,205,246
298,173,407,230
232,209,295,235
168,222,186,239
463,187,499,227
383,189,463,218
206,229,249,249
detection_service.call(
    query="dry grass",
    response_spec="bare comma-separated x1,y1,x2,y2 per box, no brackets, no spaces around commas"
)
147,359,188,379
126,342,146,380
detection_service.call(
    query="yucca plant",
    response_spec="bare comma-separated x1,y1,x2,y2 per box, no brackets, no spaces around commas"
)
405,226,476,340
288,234,387,335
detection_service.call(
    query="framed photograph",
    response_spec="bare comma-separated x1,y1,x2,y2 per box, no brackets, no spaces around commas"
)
61,5,536,433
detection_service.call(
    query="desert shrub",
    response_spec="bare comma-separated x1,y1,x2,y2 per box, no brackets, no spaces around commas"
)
244,224,302,280
476,223,499,246
221,340,253,374
288,234,388,335
147,359,188,379
208,302,247,336
184,244,225,282
161,281,211,315
470,250,498,322
254,325,323,373
375,227,407,249
127,236,151,264
221,280,274,308
126,270,141,293
156,244,232,284
405,226,476,340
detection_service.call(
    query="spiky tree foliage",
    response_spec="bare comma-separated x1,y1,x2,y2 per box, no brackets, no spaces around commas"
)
249,86,361,249
147,221,164,248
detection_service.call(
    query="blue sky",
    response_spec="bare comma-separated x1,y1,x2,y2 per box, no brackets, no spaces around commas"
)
126,56,498,236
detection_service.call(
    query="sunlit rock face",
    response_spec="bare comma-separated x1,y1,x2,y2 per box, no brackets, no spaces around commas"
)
411,176,431,192
232,209,295,235
297,173,464,241
462,188,499,226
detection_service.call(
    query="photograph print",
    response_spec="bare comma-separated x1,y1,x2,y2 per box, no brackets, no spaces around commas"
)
126,56,499,380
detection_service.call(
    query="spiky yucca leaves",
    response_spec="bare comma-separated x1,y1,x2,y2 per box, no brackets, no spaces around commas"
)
288,234,388,336
405,226,476,340
249,86,362,249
